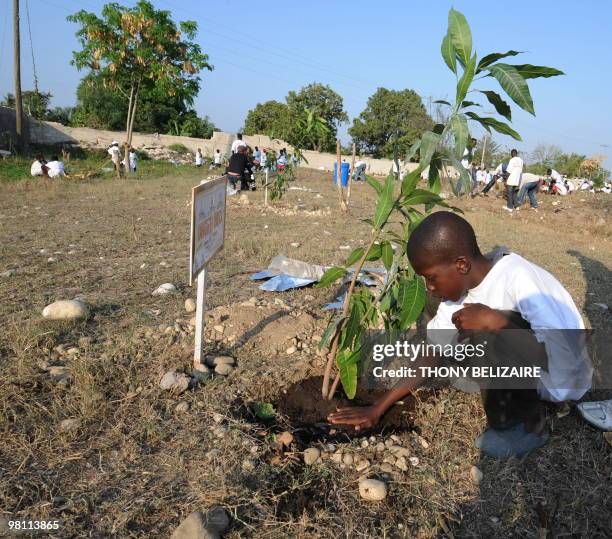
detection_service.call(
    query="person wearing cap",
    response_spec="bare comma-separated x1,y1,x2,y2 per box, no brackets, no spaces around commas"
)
108,141,122,178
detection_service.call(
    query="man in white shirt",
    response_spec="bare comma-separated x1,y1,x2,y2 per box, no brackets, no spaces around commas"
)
107,141,122,178
329,212,591,459
30,155,48,177
503,149,523,212
231,133,247,154
46,156,66,178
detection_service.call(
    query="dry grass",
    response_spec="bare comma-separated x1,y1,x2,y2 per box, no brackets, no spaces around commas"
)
0,168,610,537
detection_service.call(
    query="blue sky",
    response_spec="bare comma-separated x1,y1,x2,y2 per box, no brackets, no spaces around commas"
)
1,0,610,165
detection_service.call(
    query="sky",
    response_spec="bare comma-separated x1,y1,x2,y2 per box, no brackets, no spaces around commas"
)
0,0,611,165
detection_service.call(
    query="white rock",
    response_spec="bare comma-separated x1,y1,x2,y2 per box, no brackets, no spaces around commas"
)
185,298,196,313
152,283,177,296
355,459,370,472
47,257,58,263
140,263,147,269
42,300,89,321
342,453,354,465
409,456,419,467
339,245,351,250
159,371,190,393
170,512,218,539
395,456,409,472
175,402,190,414
358,479,387,501
470,465,483,485
214,363,233,376
303,447,321,465
285,346,297,355
360,439,369,448
331,452,343,463
60,418,81,432
290,242,300,248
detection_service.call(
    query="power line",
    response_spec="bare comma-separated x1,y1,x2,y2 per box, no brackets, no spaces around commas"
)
25,0,38,92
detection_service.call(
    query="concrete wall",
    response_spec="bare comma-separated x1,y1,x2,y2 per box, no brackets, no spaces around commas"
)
1,108,457,178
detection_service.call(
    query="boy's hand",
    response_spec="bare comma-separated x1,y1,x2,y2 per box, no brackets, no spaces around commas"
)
327,405,382,431
451,303,509,332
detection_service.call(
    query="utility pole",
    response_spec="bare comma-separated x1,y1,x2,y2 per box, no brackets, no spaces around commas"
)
13,0,27,153
480,134,487,168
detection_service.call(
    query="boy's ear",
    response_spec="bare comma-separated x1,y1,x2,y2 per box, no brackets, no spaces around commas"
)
455,256,471,275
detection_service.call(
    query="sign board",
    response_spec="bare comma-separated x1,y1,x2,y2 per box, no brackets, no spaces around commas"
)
189,176,227,285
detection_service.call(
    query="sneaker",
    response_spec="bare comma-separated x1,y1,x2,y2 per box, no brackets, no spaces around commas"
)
475,423,549,459
531,207,539,211
502,206,513,212
577,400,612,430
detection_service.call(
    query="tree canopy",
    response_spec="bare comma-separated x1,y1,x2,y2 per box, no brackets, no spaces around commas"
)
242,100,291,141
348,88,433,159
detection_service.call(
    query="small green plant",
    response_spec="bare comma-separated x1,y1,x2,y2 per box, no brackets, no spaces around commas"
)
252,401,276,420
316,8,563,400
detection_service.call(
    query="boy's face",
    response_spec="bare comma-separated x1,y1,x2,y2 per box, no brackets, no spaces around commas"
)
411,256,470,302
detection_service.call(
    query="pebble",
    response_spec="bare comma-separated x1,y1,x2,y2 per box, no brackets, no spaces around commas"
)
389,445,409,458
358,479,387,501
360,439,369,449
159,371,190,393
290,242,300,248
242,459,256,472
48,366,71,385
331,452,343,463
212,426,228,439
205,355,235,367
59,418,81,432
152,283,177,296
395,456,409,472
285,346,297,355
212,412,224,424
213,325,224,334
417,435,430,449
379,463,395,474
42,299,89,321
342,453,354,465
185,299,196,313
170,509,227,539
175,402,190,414
375,442,386,452
470,465,483,485
214,363,233,376
276,431,294,447
383,455,396,466
47,257,58,263
303,447,321,465
409,456,419,467
355,459,370,472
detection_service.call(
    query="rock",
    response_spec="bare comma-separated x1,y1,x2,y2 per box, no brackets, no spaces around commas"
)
42,300,89,321
212,412,224,424
185,299,196,313
416,435,429,449
285,346,297,355
66,347,79,357
152,283,177,296
409,456,419,467
277,431,294,447
175,402,190,414
48,366,71,385
205,355,235,367
213,325,224,334
375,442,386,453
290,242,300,248
242,459,256,471
191,364,210,382
389,445,410,458
470,465,483,485
331,452,343,463
383,455,396,466
214,363,233,376
355,459,370,472
239,194,250,205
342,453,354,465
60,418,81,432
339,245,351,250
379,463,395,474
0,269,15,278
204,507,230,534
360,439,369,449
395,456,409,472
303,447,321,465
212,426,228,439
358,479,387,501
170,511,219,539
159,371,190,393
47,257,58,263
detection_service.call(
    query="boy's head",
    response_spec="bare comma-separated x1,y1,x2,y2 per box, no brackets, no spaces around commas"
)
237,133,243,140
35,154,44,161
511,149,518,157
546,168,552,175
407,212,481,302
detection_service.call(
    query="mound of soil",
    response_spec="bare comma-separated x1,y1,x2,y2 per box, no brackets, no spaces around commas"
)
274,376,416,436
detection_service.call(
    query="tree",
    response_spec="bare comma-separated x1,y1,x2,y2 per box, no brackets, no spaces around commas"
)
317,8,563,400
68,1,212,173
529,143,563,168
349,88,433,159
2,90,52,119
46,107,76,125
286,83,348,152
242,100,291,140
473,135,507,169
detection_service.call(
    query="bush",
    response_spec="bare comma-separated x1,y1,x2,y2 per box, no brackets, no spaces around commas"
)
167,143,190,154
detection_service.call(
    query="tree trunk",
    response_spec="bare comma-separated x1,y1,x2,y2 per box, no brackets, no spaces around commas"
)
123,84,135,176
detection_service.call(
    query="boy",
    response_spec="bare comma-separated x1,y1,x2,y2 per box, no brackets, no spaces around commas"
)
30,154,48,177
329,212,592,459
107,141,122,178
195,148,203,167
46,156,67,178
213,149,223,169
503,149,523,211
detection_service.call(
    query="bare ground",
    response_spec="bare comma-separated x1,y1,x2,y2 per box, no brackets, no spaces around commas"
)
0,169,610,538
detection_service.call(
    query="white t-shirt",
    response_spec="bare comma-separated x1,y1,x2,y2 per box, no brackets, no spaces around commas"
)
195,152,203,166
427,249,592,402
214,152,222,165
46,161,65,178
506,156,523,186
550,169,563,182
108,146,121,163
31,160,44,176
231,139,246,154
519,172,540,188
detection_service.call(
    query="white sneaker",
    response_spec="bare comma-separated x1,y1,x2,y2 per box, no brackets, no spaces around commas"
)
502,206,513,212
577,400,612,431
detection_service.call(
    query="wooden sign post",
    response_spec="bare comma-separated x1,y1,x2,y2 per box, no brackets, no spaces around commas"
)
189,176,227,367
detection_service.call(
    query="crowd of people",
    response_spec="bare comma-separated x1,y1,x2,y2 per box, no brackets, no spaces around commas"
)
30,154,67,178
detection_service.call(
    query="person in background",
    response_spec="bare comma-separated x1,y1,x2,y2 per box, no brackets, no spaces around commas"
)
353,159,367,182
46,156,67,178
195,148,203,167
503,149,523,212
128,148,137,173
107,141,122,178
458,137,477,196
212,149,223,169
31,154,48,177
260,148,268,170
231,133,247,154
277,148,288,171
226,145,253,191
253,146,261,167
481,162,506,196
514,172,540,210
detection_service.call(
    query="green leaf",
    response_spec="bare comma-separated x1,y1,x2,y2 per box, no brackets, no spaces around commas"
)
479,90,512,120
340,299,364,350
510,64,565,79
365,174,383,195
397,277,426,330
461,100,481,108
428,155,442,194
373,174,395,229
465,112,522,141
440,31,457,74
400,169,421,196
316,266,347,288
477,50,522,72
419,131,441,170
346,247,365,267
434,99,452,106
446,152,472,195
456,53,477,104
379,292,393,313
336,348,360,399
381,241,394,271
319,314,345,350
448,8,472,67
405,139,421,162
365,242,382,261
403,188,441,206
450,113,469,160
252,402,276,419
488,63,535,115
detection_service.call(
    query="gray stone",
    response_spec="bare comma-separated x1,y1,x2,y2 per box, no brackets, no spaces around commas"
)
204,507,230,533
303,447,321,465
342,453,354,465
205,355,235,367
159,371,190,393
42,299,89,321
358,479,387,501
152,283,177,296
170,512,219,539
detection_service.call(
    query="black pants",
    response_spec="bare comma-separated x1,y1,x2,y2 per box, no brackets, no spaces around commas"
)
482,177,496,194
